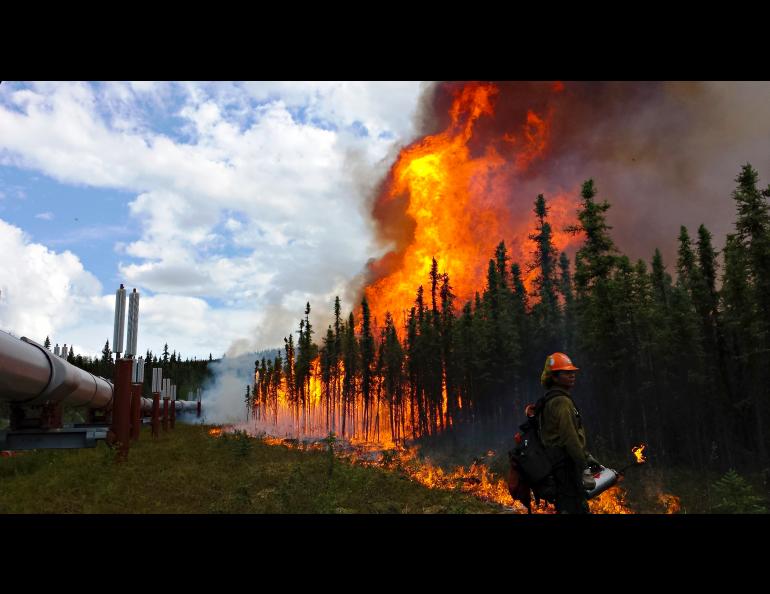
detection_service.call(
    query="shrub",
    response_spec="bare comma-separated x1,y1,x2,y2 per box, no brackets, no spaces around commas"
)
711,469,767,513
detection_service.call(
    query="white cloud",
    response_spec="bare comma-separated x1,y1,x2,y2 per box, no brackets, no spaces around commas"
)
0,82,423,356
35,211,54,220
0,218,102,344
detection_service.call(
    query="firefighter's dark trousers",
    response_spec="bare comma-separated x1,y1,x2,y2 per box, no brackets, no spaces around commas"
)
553,459,590,514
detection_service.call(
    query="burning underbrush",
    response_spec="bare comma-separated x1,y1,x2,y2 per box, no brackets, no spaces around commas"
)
206,424,680,514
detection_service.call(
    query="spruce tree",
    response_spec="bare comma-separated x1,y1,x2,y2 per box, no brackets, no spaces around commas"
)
101,340,112,363
529,194,561,358
360,296,376,438
566,180,621,449
559,252,575,353
730,164,770,460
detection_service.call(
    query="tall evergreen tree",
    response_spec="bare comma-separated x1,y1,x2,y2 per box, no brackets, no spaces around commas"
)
101,340,112,363
360,296,376,438
559,252,575,353
529,194,561,356
566,179,621,449
730,164,770,460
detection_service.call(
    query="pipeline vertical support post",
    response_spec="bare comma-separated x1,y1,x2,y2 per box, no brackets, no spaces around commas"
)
151,393,160,438
197,400,201,418
40,400,64,430
151,367,161,438
130,383,142,442
162,397,169,432
110,358,133,462
170,385,176,430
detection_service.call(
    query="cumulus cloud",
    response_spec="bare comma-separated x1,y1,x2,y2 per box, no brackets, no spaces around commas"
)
0,82,422,356
0,218,102,345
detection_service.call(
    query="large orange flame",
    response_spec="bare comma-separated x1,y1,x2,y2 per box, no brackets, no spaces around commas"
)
365,81,577,328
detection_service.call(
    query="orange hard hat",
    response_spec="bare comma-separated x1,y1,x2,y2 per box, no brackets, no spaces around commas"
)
546,352,579,372
541,352,579,386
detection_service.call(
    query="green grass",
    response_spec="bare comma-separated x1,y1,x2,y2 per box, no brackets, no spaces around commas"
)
0,424,506,514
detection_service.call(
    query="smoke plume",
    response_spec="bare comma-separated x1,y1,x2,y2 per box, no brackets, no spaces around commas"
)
395,81,770,276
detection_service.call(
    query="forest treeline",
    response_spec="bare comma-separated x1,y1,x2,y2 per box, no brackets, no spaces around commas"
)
57,341,212,403
252,164,770,473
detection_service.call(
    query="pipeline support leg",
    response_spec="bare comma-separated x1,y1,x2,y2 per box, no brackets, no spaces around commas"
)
162,398,169,432
110,358,133,462
151,393,160,438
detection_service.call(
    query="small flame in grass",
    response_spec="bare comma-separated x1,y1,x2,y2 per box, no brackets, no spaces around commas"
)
588,487,633,514
632,444,646,464
255,436,644,514
263,437,286,447
208,427,223,438
658,493,681,514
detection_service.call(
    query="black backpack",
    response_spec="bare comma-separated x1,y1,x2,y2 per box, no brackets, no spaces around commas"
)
508,389,568,503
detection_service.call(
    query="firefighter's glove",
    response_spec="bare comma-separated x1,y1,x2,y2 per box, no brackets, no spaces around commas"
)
586,453,602,473
582,468,597,491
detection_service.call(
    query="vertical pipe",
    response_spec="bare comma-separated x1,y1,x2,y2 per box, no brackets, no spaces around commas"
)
130,383,142,441
111,358,133,462
162,397,169,432
152,392,160,438
126,289,140,357
113,285,126,358
162,379,170,433
130,357,144,441
170,385,176,429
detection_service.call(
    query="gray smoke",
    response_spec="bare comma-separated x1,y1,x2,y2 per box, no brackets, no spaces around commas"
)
202,348,278,424
419,81,770,272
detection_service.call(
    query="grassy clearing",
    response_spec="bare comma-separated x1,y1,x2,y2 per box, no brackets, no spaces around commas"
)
0,424,505,514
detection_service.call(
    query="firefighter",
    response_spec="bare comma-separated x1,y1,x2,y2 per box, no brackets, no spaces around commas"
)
539,352,599,514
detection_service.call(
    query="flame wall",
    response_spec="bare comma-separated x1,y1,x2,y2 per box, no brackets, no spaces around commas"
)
362,81,770,325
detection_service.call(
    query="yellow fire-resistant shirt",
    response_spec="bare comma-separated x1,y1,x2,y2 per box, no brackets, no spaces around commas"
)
540,394,588,469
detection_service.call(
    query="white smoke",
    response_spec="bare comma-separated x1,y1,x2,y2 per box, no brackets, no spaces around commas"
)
202,348,278,425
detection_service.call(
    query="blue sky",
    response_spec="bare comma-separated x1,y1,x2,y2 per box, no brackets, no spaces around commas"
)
0,164,141,283
0,81,425,359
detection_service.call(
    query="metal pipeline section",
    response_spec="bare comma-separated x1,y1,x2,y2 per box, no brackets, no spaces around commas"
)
140,398,198,415
172,400,200,414
0,330,113,409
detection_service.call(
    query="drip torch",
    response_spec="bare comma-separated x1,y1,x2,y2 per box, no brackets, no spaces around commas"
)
585,444,647,499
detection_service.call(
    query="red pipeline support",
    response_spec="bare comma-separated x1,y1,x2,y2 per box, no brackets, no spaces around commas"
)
162,397,169,432
130,383,142,442
170,399,176,429
110,358,133,462
151,392,160,438
40,400,64,430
